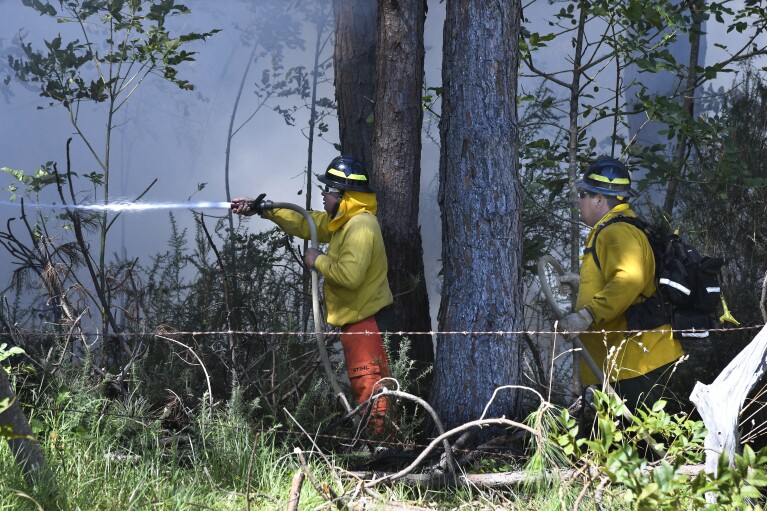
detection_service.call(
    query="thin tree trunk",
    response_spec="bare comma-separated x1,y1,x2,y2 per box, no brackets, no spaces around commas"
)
565,4,588,396
662,0,703,217
225,44,259,234
372,0,434,378
433,0,523,434
567,5,587,274
302,3,333,334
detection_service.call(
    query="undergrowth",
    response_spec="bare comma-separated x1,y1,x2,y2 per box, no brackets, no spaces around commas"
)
0,367,328,510
4,365,767,509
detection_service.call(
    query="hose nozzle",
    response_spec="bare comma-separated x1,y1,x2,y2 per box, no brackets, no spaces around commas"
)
230,198,274,212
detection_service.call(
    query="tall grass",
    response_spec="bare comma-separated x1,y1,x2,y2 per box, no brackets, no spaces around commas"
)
0,370,328,510
5,363,767,510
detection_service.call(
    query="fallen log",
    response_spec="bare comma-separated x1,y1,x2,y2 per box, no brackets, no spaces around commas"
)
347,463,706,490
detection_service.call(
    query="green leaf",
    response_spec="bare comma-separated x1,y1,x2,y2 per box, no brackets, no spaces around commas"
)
0,398,11,415
0,343,25,363
741,484,761,498
1,167,27,183
85,171,105,186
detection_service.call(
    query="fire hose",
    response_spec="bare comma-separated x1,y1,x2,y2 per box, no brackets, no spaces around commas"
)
537,255,666,457
537,255,603,383
241,199,353,414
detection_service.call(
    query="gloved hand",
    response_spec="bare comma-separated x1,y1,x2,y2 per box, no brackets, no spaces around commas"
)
305,247,322,269
558,272,580,290
558,308,593,341
232,193,267,216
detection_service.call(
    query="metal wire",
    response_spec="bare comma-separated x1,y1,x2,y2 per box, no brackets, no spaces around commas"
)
0,324,762,338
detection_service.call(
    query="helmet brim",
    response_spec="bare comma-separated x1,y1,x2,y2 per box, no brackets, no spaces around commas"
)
576,179,638,198
316,173,374,193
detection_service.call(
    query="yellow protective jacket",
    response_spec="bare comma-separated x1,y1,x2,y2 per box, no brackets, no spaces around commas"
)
576,204,683,385
264,191,393,327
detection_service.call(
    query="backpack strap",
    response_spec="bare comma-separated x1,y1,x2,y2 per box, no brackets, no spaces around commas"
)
584,216,647,271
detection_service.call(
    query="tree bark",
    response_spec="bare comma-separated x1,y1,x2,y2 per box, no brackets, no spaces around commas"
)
0,368,55,488
371,0,434,374
433,0,524,433
333,0,377,173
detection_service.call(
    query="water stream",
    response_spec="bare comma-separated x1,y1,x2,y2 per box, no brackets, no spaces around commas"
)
0,201,233,213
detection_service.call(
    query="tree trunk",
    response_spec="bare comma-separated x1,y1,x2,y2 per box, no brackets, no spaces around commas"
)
432,0,524,433
303,3,333,336
0,368,56,488
372,0,434,376
565,4,588,396
567,5,587,276
662,0,703,217
332,0,377,173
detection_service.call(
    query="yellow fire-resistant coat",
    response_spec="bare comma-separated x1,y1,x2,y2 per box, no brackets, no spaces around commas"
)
263,190,393,327
576,203,683,385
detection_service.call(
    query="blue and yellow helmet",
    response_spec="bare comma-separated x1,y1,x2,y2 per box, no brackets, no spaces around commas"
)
317,155,373,193
576,157,638,198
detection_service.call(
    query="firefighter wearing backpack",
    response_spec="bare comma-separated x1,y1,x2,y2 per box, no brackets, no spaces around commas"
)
232,155,396,437
558,157,684,413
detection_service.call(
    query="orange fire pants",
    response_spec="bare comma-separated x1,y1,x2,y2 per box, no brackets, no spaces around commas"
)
340,315,392,436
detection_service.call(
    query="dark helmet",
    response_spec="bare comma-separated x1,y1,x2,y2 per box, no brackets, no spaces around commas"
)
576,157,638,197
317,155,373,192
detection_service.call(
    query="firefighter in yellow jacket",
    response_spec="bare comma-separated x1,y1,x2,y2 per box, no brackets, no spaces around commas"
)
233,155,394,435
558,157,684,413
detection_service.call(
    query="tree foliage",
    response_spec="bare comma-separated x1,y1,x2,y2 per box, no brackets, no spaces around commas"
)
5,0,219,351
677,67,767,334
520,0,767,270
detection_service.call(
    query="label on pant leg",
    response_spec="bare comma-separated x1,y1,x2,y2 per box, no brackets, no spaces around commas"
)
340,316,390,379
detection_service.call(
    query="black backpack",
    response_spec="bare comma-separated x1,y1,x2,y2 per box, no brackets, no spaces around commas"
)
586,216,724,339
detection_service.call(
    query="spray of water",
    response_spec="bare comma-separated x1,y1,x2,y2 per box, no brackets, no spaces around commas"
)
0,200,233,213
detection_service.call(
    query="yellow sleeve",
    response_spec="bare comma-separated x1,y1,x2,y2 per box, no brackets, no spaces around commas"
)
264,208,332,243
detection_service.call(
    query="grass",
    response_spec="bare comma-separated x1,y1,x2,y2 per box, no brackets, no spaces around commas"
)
3,373,767,510
0,398,328,510
0,400,608,510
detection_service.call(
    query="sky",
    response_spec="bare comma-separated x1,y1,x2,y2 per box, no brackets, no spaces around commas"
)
0,0,763,330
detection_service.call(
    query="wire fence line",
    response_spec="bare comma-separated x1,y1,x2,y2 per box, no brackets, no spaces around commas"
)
0,324,763,339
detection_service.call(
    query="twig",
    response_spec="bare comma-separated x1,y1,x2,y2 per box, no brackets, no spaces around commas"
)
245,432,260,511
594,474,611,508
372,386,456,473
154,334,213,413
197,214,239,390
760,270,767,323
295,448,343,506
480,385,546,420
51,308,87,374
573,468,592,511
365,418,541,488
284,408,345,494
